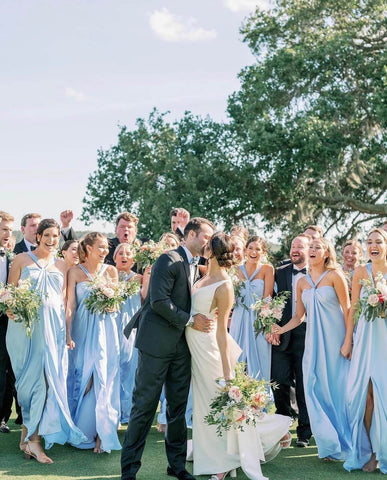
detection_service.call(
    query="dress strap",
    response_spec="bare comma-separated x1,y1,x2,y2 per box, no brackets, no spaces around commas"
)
366,263,374,286
240,265,248,280
248,266,262,281
78,264,93,281
125,271,135,281
305,270,329,289
27,252,55,270
240,264,261,281
97,264,108,277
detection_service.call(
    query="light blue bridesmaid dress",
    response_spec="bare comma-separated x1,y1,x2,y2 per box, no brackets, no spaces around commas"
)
6,253,85,448
302,271,351,460
67,264,121,452
344,265,387,473
117,272,141,423
229,265,271,380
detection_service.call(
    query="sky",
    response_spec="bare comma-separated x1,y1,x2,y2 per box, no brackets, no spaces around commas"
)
0,0,269,232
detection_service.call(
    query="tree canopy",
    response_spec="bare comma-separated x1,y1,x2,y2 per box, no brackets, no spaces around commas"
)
228,0,386,240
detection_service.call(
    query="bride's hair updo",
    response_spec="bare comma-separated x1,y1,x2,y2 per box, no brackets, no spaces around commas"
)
209,232,236,268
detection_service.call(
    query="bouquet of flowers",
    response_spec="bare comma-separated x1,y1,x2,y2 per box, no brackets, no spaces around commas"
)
229,267,247,310
133,240,166,270
0,279,42,337
251,291,290,335
84,276,136,314
355,271,386,322
118,272,141,298
204,363,275,437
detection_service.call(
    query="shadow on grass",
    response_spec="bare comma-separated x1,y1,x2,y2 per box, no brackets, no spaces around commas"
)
0,419,369,480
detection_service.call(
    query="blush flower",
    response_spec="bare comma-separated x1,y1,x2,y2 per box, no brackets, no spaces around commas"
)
367,294,380,307
228,386,243,402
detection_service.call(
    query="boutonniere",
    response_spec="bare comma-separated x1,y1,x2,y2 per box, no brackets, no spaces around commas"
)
0,248,15,263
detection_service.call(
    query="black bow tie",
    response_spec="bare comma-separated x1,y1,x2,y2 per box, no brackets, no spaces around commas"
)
292,267,307,276
30,245,37,251
0,248,5,257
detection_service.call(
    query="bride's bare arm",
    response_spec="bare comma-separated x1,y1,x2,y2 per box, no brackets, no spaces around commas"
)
215,281,235,381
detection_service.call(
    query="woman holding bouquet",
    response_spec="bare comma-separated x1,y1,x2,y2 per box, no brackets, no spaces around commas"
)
273,238,352,461
6,219,85,463
343,228,387,474
66,232,121,453
113,243,142,423
186,232,291,480
229,236,274,380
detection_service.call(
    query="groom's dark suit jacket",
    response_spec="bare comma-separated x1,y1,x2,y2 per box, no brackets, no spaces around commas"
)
125,246,192,357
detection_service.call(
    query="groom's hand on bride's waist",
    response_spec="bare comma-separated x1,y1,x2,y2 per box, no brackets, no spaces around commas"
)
192,313,214,333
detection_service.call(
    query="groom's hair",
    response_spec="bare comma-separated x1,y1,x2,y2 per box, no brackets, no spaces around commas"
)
184,217,215,238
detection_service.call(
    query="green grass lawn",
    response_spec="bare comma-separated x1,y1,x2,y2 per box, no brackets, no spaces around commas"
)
0,417,372,480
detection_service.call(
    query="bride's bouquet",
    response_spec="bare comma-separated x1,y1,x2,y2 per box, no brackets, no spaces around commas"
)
251,291,290,335
0,279,42,337
84,276,138,315
355,271,386,322
204,363,275,437
133,240,167,270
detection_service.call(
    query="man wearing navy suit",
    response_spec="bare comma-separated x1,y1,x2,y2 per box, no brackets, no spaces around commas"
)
121,218,214,480
13,213,41,254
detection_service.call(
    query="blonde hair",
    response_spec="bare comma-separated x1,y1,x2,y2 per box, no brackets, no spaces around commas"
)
113,242,135,262
0,211,14,223
78,232,107,263
318,238,339,270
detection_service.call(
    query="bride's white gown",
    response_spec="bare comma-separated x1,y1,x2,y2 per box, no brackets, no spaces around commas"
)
186,280,291,480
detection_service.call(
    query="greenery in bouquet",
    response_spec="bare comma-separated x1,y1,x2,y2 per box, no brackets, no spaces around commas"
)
118,272,141,298
0,279,42,337
354,271,386,323
133,240,167,270
228,267,247,310
251,291,290,335
84,276,130,314
204,362,275,437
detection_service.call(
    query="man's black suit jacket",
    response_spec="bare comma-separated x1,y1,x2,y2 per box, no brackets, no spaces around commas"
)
13,239,28,255
273,262,306,352
125,246,192,358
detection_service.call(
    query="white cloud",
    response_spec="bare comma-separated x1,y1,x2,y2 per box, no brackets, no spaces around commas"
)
224,0,271,12
149,8,217,42
65,87,89,103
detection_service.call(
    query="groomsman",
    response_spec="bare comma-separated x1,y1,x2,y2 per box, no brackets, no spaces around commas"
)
105,212,139,266
13,213,41,253
0,211,19,432
59,210,77,242
271,234,312,447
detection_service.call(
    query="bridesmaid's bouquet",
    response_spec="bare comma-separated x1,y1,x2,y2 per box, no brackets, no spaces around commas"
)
118,272,141,298
133,240,166,270
0,279,42,337
229,267,247,310
355,271,387,322
84,276,138,314
251,291,290,335
204,363,275,437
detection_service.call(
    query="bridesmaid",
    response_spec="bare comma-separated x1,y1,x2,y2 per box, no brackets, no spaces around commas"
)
229,236,274,380
6,219,85,463
341,239,363,295
66,232,121,453
113,243,142,424
343,228,387,474
56,240,79,272
274,238,352,460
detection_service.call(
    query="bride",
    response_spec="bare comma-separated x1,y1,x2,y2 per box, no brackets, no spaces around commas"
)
186,232,291,480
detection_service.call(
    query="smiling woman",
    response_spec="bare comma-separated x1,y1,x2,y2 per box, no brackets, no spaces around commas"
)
5,218,86,464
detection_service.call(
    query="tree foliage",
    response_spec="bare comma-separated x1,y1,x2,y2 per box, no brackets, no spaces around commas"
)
81,110,256,238
228,0,386,241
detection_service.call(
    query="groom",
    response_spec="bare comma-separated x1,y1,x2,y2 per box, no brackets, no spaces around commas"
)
121,217,215,480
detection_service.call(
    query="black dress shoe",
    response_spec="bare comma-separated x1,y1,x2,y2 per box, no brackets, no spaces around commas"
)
0,421,10,433
167,466,196,480
296,437,309,447
14,414,23,425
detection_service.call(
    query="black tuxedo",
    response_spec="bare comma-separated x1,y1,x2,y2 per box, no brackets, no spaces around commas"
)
121,246,195,479
13,239,29,254
0,256,20,423
271,262,311,440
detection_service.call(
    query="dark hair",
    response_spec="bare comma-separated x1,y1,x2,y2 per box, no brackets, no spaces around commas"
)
170,207,190,219
78,232,107,263
210,232,236,268
36,219,60,243
21,213,41,227
184,217,215,239
61,239,78,253
246,235,268,255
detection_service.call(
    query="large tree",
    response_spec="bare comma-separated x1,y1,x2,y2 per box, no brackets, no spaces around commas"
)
81,110,255,238
228,0,386,241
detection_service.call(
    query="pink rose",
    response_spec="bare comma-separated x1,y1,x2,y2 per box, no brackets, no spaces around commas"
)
228,386,243,402
260,305,271,318
272,307,283,320
367,294,380,307
102,287,115,299
0,291,12,304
